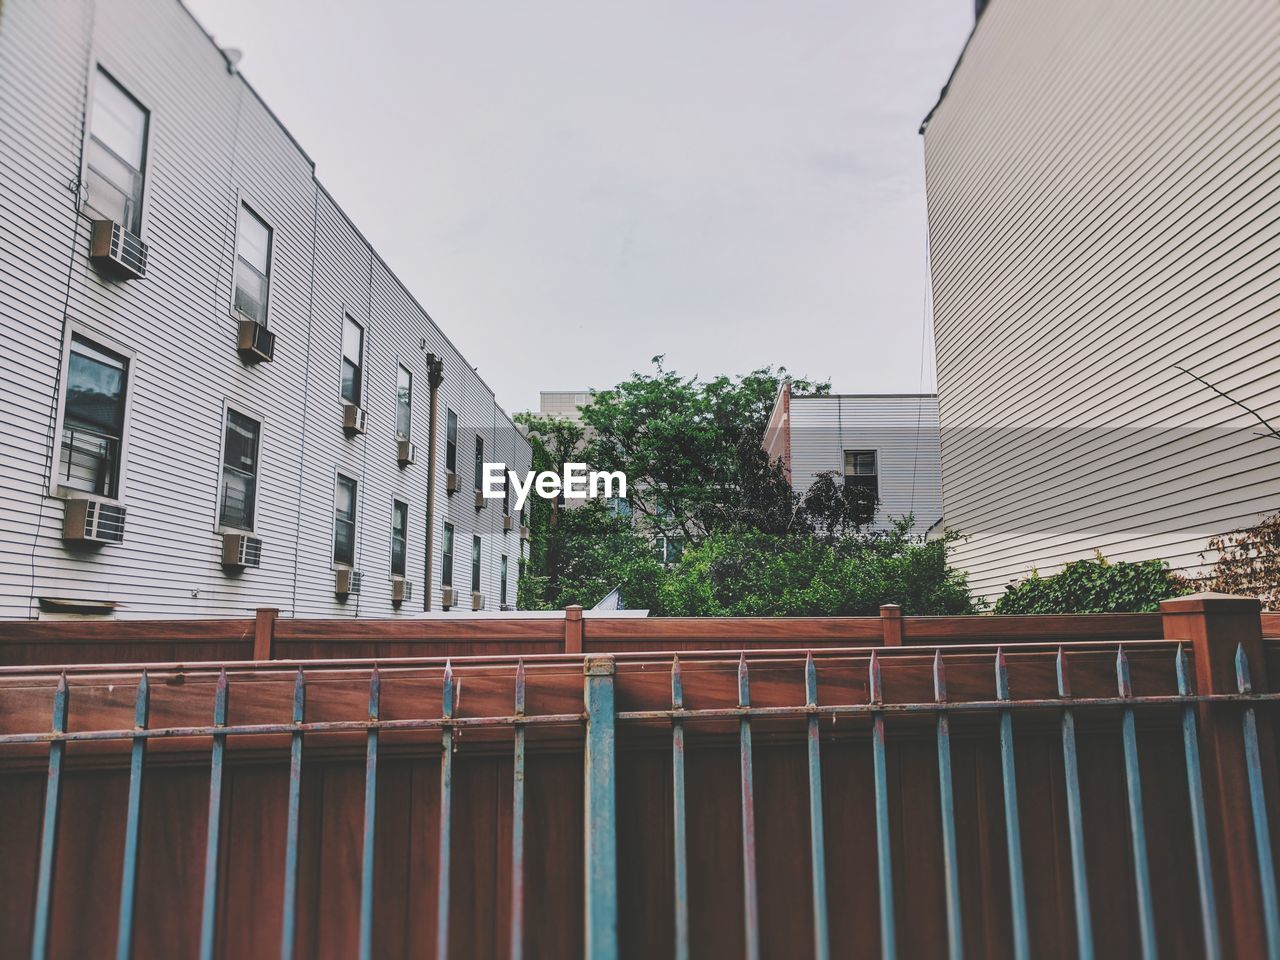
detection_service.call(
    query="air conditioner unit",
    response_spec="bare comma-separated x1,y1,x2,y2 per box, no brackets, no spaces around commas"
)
474,490,486,510
397,439,416,467
441,586,458,608
391,577,412,604
520,525,530,541
62,496,127,544
472,592,485,611
89,219,148,280
335,567,362,598
236,318,275,363
221,532,263,569
342,404,366,436
446,471,460,494
503,515,514,532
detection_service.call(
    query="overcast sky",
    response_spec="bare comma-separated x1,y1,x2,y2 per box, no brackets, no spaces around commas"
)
184,0,972,414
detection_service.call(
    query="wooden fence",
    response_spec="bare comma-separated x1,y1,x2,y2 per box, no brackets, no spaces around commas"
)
0,596,1275,958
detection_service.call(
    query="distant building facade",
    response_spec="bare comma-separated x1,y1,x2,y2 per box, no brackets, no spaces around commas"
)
538,390,594,425
0,0,529,619
764,384,943,537
921,0,1280,599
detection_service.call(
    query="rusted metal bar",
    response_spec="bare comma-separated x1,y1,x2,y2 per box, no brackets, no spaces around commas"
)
511,660,526,960
995,650,1029,960
358,668,380,960
1117,647,1156,960
870,651,896,960
738,653,761,960
671,656,689,960
1055,648,1093,960
115,671,150,960
280,668,306,960
805,652,830,960
31,673,67,960
437,661,454,960
1236,643,1280,957
1176,645,1220,960
198,669,229,960
584,656,618,960
934,651,962,960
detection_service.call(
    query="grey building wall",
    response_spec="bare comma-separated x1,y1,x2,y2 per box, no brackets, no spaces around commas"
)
922,0,1280,600
0,0,529,619
786,395,943,537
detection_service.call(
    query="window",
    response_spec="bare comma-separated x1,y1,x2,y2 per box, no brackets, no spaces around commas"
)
219,409,260,530
233,204,272,323
59,335,129,498
396,365,412,440
333,474,358,566
843,449,879,500
445,409,457,473
502,466,510,516
471,536,481,593
85,69,148,233
441,523,454,587
391,499,408,577
474,435,484,491
341,315,364,406
655,535,684,567
606,497,631,519
500,554,508,608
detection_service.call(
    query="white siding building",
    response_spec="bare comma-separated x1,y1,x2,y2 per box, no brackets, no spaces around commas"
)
0,0,529,620
921,0,1280,600
764,384,943,537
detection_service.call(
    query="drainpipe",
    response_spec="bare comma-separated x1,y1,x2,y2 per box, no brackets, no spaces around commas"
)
423,354,444,611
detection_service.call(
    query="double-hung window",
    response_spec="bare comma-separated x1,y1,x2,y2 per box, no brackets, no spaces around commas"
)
474,436,484,492
843,450,879,501
471,536,481,593
233,204,272,323
445,410,458,474
500,554,508,608
391,499,408,578
60,335,129,498
85,69,148,233
341,315,364,407
396,365,412,440
219,409,260,530
441,523,454,587
333,474,358,566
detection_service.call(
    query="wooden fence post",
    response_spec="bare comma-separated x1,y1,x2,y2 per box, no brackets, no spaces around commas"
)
253,608,278,661
1161,592,1278,958
880,605,903,646
565,606,584,654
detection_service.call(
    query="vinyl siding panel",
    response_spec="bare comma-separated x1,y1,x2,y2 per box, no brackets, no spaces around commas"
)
922,0,1280,599
0,0,528,619
787,396,943,537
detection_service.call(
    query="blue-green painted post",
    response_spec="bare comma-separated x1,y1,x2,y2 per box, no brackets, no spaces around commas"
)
584,656,618,960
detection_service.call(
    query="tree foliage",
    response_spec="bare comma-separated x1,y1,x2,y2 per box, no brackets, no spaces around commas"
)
994,556,1192,614
1201,512,1280,609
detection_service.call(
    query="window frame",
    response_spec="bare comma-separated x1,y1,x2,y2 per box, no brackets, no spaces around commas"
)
473,435,484,492
441,522,455,588
395,364,413,441
82,65,150,236
215,402,264,534
340,313,365,408
500,553,508,608
842,448,880,501
332,471,359,569
390,498,409,579
50,322,136,503
230,199,274,326
445,409,458,474
471,535,482,594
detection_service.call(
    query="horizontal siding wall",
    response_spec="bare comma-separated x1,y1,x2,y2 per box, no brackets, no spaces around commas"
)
0,0,528,619
923,0,1280,600
788,396,943,536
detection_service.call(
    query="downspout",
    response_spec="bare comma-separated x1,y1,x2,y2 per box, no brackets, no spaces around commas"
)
423,354,444,610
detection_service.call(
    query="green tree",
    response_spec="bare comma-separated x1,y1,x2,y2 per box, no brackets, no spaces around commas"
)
994,556,1192,614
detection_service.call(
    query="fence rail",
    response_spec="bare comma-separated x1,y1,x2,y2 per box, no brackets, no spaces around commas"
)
0,594,1274,958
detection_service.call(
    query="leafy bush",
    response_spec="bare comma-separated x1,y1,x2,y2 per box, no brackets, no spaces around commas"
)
994,556,1192,614
658,521,980,616
1201,512,1280,609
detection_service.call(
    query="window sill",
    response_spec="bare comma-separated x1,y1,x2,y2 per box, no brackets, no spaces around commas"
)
55,486,124,506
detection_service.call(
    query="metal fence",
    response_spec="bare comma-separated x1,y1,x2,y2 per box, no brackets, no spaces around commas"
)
0,595,1275,958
